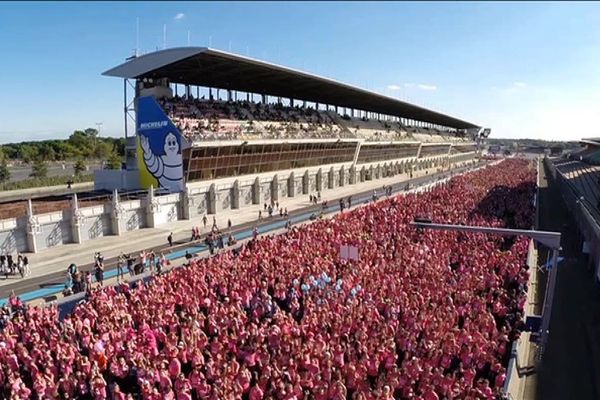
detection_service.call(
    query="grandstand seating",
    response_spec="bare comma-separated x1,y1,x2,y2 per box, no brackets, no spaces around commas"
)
159,96,471,144
0,159,534,399
554,159,600,207
160,97,345,142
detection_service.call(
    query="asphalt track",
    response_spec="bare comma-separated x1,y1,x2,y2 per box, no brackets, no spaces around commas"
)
0,162,484,306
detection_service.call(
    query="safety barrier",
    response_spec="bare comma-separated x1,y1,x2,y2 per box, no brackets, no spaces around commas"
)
503,238,538,399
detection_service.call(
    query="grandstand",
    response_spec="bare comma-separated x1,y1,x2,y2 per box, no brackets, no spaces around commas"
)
548,137,600,284
100,47,484,191
553,138,600,210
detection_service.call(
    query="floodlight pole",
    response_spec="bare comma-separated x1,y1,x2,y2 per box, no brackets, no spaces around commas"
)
124,79,128,139
411,222,561,359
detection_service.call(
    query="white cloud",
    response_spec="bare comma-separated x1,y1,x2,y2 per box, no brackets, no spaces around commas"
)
417,84,437,91
174,13,185,20
404,82,437,91
513,81,527,88
387,84,401,91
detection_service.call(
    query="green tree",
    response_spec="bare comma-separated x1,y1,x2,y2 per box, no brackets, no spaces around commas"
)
84,128,98,138
94,141,113,159
106,153,122,170
38,143,56,161
20,145,39,164
0,161,10,183
30,159,48,179
74,159,87,176
68,130,94,157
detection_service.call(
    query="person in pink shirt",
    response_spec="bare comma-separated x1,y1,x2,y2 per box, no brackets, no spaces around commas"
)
248,383,264,400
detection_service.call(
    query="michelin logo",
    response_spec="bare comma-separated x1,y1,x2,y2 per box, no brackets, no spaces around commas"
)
140,132,183,193
139,121,168,130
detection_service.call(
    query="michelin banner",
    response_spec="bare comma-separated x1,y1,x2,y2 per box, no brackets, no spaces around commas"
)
137,96,188,193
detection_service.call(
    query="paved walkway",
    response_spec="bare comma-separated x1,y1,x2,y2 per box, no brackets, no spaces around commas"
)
0,161,480,300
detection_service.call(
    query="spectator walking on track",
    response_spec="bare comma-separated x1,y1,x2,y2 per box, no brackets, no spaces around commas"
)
116,254,125,283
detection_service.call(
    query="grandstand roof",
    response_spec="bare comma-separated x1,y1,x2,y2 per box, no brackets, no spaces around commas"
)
103,47,480,130
581,138,600,146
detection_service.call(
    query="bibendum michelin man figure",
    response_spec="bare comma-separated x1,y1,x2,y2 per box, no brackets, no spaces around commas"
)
140,132,184,193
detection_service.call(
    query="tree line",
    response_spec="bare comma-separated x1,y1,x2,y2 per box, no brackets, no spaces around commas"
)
0,128,126,187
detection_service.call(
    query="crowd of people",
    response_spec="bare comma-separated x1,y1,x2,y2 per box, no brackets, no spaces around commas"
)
0,159,535,399
156,96,468,144
0,252,31,280
158,96,343,142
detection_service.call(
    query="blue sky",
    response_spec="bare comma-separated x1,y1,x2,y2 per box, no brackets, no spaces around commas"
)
0,1,599,143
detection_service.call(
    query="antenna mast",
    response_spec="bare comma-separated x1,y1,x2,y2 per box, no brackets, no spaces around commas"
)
136,17,140,56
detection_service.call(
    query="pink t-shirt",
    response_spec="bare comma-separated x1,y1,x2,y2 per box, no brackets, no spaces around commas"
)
249,386,264,400
169,358,181,378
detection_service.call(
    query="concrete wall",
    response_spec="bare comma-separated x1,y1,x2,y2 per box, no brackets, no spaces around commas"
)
309,174,318,193
240,180,254,206
260,179,272,205
37,211,72,251
154,194,180,226
216,184,233,212
4,152,476,254
187,186,210,218
294,177,303,196
278,180,288,199
79,204,112,241
0,218,28,253
122,200,146,232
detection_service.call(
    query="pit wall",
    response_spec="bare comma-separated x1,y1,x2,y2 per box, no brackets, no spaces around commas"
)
503,157,541,400
504,238,538,399
0,153,475,254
